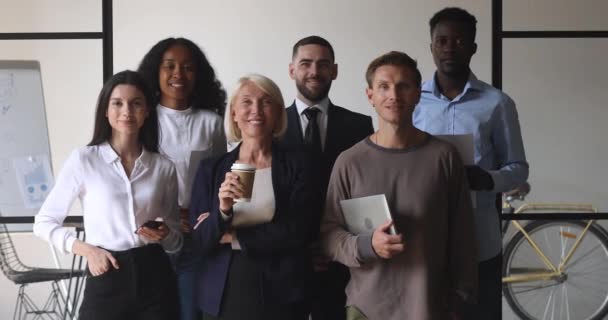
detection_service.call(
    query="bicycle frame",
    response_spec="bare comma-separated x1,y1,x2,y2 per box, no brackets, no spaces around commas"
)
502,203,597,284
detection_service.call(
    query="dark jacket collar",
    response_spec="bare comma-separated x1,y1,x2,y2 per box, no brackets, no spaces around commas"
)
223,141,284,166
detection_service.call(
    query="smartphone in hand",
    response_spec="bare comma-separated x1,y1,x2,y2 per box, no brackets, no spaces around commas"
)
134,220,163,233
141,220,163,229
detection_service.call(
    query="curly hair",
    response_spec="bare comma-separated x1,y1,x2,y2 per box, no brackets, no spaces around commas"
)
137,37,226,115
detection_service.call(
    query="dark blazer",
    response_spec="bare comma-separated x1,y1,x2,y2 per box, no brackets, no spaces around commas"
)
189,143,321,317
278,102,374,319
279,102,374,194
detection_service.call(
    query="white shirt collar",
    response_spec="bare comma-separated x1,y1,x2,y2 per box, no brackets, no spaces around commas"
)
157,103,193,115
295,97,330,116
99,142,151,168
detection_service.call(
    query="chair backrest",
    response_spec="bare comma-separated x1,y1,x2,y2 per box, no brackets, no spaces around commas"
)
0,223,31,276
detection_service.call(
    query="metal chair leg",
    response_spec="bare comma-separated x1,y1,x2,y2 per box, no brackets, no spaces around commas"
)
12,282,69,320
13,286,23,320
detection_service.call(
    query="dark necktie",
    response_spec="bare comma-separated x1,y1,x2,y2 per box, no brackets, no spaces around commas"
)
303,107,322,153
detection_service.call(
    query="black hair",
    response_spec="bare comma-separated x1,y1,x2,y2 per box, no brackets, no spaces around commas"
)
137,37,226,115
366,51,422,88
429,7,477,40
292,35,335,62
88,70,159,152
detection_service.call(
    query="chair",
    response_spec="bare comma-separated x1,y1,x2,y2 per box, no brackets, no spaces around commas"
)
0,223,84,320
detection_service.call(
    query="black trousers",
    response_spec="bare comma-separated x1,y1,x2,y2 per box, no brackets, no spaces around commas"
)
464,254,502,320
78,244,179,320
202,252,308,320
310,262,349,320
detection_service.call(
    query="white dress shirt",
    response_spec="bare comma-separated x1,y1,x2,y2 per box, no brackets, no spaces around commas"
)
295,97,329,150
34,143,182,254
157,104,227,208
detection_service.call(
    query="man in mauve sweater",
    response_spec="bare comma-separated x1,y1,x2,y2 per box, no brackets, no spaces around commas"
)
320,51,477,320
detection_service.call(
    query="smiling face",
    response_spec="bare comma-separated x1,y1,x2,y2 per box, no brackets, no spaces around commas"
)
431,20,477,77
106,84,149,138
289,44,337,105
158,44,196,109
231,82,278,141
366,64,421,126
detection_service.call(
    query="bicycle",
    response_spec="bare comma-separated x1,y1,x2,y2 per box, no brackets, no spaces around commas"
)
501,184,608,320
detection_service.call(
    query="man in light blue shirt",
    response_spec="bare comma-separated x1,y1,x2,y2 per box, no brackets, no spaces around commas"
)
413,7,528,320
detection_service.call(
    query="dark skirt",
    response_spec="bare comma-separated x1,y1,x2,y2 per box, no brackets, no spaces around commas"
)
202,251,307,320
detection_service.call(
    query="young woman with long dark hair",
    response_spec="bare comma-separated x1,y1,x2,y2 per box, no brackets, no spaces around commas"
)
34,70,182,320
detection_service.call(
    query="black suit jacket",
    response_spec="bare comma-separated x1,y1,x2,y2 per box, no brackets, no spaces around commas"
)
279,102,374,194
278,102,373,318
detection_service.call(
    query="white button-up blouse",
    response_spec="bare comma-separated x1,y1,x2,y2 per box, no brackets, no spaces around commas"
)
34,142,182,254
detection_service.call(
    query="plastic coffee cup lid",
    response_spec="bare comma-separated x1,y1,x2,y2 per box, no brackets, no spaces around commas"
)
231,163,256,171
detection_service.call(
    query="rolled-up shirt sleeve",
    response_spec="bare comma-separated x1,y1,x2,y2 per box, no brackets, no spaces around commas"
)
33,150,82,254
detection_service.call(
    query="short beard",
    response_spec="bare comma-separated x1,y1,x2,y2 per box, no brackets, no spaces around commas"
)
296,80,332,103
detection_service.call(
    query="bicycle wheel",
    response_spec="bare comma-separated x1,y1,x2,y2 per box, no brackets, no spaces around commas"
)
503,220,608,320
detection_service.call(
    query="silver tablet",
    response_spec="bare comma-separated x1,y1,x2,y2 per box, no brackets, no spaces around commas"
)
339,194,396,235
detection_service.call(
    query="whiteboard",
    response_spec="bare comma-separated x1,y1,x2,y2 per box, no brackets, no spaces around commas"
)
0,61,54,230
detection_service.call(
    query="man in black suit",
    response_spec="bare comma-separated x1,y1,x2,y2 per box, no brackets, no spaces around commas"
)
281,35,374,320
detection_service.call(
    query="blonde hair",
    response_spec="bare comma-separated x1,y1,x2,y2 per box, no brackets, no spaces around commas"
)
224,74,287,143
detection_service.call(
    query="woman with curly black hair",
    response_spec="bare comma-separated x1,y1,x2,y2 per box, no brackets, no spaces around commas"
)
138,37,227,320
138,37,226,115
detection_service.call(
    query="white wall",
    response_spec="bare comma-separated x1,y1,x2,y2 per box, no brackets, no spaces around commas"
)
111,0,491,125
0,0,607,318
501,0,608,209
504,38,608,208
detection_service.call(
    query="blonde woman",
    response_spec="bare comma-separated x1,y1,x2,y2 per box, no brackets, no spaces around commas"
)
190,74,321,320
